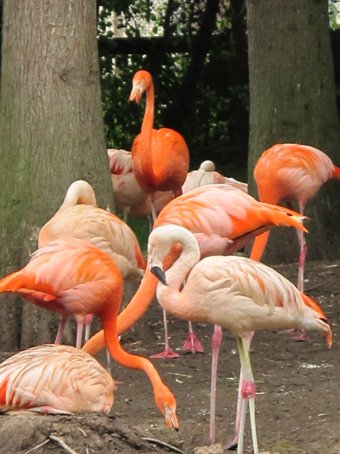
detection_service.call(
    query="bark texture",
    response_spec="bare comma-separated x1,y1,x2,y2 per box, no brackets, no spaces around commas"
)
0,0,113,350
247,0,340,263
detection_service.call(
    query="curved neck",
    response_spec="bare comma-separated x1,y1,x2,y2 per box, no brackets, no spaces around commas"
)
59,181,97,212
156,233,200,318
102,315,167,413
82,269,158,355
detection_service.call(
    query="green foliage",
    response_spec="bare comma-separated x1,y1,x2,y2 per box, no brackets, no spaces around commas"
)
97,0,249,172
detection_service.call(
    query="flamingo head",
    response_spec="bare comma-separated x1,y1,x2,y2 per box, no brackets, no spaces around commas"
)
155,383,179,430
129,70,153,104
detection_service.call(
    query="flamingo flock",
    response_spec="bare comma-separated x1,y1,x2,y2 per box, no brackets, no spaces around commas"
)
0,69,338,453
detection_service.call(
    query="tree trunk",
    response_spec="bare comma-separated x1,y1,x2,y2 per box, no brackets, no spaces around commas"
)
0,0,113,350
247,0,340,264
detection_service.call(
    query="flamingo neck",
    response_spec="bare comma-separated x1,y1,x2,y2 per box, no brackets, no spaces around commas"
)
59,180,97,211
139,82,155,180
156,233,200,319
81,270,158,356
102,316,168,413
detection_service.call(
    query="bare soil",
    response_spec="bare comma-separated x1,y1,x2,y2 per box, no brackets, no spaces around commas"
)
0,259,339,454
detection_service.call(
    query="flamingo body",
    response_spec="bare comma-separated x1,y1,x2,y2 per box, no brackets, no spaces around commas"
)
253,143,340,207
0,344,115,414
0,238,178,429
251,143,340,291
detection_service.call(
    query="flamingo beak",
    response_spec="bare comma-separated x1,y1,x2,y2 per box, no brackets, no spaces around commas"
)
129,82,143,104
151,265,167,286
164,406,179,430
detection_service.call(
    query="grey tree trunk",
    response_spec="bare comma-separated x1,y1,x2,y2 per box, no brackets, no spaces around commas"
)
247,0,340,264
0,0,114,350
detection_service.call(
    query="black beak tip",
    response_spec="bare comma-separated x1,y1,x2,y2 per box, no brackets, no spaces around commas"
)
150,266,167,285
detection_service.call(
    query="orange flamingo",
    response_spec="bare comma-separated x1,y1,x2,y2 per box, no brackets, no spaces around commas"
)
129,69,190,221
0,238,178,428
148,224,332,453
38,180,145,348
251,143,340,292
0,344,116,414
82,183,307,442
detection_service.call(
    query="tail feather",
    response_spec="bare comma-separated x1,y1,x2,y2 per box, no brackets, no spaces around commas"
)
331,165,340,180
0,271,27,293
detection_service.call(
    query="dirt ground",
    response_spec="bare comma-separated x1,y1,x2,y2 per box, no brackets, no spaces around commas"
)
0,258,339,454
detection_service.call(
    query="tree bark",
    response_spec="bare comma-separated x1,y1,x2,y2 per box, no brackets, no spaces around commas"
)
247,0,340,263
0,0,113,350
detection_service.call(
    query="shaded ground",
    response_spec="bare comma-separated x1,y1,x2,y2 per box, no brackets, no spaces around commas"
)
0,259,339,453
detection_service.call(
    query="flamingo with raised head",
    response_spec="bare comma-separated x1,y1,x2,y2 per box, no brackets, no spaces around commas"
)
251,143,340,292
148,224,332,453
38,179,145,347
0,344,116,414
0,238,178,429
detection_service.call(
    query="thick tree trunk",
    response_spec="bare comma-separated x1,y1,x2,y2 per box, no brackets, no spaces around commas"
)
247,0,340,264
0,0,113,350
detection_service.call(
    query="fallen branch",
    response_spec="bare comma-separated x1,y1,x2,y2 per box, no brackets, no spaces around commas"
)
24,439,50,454
49,435,78,454
142,437,185,454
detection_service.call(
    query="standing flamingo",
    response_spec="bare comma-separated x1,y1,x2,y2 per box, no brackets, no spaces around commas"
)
251,143,340,292
38,179,145,347
0,344,116,414
82,183,307,443
148,224,332,453
0,238,178,429
129,69,190,219
129,69,190,358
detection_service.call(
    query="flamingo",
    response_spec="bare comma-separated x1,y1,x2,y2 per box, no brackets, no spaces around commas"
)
0,238,178,429
0,344,116,414
148,224,332,453
251,143,340,292
82,183,307,442
129,69,190,221
108,148,174,221
38,179,145,347
183,160,247,194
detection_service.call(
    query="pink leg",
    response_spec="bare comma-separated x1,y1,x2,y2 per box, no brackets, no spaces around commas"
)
182,321,204,354
75,316,84,349
84,313,93,343
209,325,223,444
224,331,254,450
54,314,68,344
151,308,179,359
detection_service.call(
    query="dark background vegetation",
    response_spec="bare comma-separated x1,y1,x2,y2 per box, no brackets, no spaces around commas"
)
96,0,340,180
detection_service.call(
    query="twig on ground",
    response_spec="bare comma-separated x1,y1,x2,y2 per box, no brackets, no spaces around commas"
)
24,439,50,454
49,435,78,454
142,437,186,454
305,277,333,293
77,427,87,437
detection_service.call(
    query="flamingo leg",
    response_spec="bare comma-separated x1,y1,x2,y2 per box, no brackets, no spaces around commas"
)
225,331,254,450
209,325,223,444
236,336,259,454
76,318,84,349
54,314,68,345
151,308,179,359
182,321,205,354
84,314,93,343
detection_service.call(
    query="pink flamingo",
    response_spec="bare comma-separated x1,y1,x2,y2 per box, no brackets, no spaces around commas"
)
148,224,332,453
